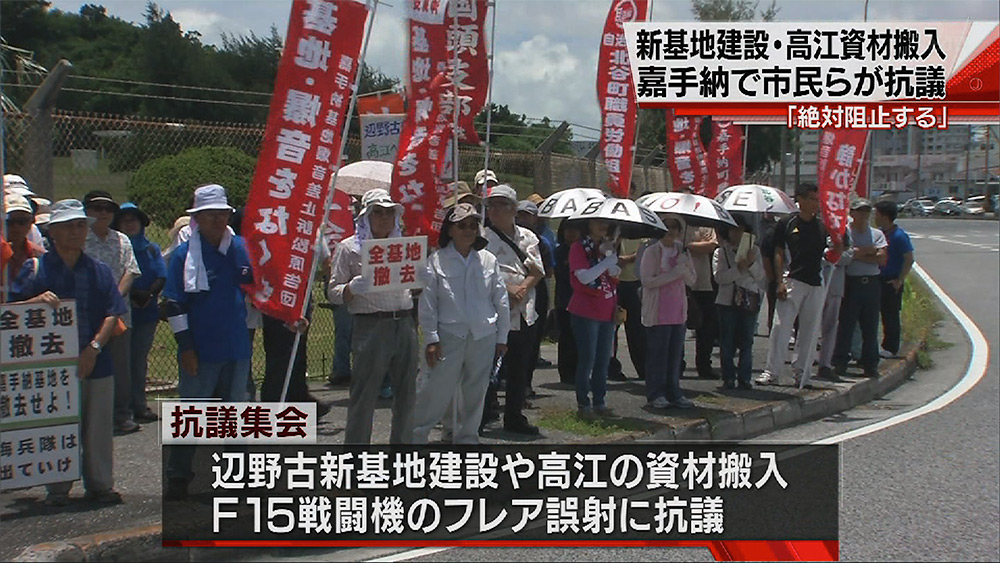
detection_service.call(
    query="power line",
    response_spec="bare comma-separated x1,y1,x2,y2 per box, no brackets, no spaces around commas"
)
1,69,274,98
3,83,270,108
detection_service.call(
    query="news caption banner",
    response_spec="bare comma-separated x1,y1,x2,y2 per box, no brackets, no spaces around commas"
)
622,21,1000,126
0,301,80,491
158,400,838,546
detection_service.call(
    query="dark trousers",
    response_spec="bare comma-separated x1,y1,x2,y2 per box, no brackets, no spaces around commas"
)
880,277,904,355
833,276,882,370
645,324,687,403
484,320,534,427
527,281,549,388
261,314,310,402
718,305,757,385
557,309,577,384
692,289,719,375
766,280,778,332
617,280,646,379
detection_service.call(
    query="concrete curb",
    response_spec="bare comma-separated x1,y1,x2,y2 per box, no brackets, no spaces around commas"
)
14,348,922,563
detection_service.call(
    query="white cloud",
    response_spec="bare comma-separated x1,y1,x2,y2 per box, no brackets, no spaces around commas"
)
170,8,246,45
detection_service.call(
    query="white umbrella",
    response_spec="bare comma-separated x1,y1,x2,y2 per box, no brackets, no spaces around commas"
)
716,184,798,215
334,160,393,196
636,192,737,228
567,197,667,239
537,187,607,218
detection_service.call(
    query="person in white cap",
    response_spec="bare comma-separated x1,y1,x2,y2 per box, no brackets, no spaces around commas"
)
474,169,499,198
483,184,545,435
4,174,48,249
161,184,254,500
328,188,418,445
413,203,510,444
10,199,128,506
83,190,142,436
5,193,46,283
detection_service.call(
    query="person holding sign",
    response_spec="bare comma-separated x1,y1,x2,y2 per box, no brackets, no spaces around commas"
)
713,220,765,390
328,188,418,445
413,203,510,444
10,199,128,506
161,184,254,500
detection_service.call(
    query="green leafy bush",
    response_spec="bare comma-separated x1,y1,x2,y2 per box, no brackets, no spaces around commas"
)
127,146,257,226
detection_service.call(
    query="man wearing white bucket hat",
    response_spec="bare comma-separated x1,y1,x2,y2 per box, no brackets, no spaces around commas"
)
10,199,128,506
161,184,254,500
328,188,418,445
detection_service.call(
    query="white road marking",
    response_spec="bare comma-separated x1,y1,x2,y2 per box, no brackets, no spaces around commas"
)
814,263,989,445
369,548,453,562
908,231,1000,252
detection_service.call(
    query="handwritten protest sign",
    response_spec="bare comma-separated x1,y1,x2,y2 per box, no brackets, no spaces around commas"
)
360,236,428,292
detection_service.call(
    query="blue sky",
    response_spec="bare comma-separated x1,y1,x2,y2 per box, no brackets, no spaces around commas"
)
47,0,1000,140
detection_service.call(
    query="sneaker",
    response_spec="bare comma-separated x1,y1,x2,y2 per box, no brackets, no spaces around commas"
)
815,367,844,382
114,420,140,436
670,397,695,409
648,397,670,409
135,408,159,423
594,406,618,418
879,349,896,359
84,489,123,504
503,419,540,436
755,371,776,385
44,492,70,507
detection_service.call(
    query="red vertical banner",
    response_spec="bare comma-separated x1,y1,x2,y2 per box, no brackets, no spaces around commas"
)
597,0,648,197
665,110,705,193
243,0,369,324
816,128,869,236
707,121,744,199
394,0,489,238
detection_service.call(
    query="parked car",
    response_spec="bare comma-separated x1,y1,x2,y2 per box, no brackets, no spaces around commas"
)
901,199,933,217
962,195,987,215
933,200,964,216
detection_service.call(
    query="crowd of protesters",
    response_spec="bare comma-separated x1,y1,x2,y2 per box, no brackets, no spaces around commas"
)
2,171,915,505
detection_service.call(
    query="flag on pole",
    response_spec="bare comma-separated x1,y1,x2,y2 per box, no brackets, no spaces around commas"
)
706,121,744,199
816,128,869,237
243,0,368,324
665,109,707,193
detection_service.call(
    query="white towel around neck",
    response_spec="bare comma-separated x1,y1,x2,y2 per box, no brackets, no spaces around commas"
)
183,218,234,293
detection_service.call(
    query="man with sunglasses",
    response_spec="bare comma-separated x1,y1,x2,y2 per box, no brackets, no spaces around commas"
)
5,193,46,283
83,190,142,435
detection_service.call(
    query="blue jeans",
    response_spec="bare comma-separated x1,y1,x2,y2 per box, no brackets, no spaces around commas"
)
128,321,158,415
167,358,250,483
717,305,757,385
333,304,354,379
570,314,615,409
645,324,686,402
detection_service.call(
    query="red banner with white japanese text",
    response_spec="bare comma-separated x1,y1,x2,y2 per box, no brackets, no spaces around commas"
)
665,110,706,193
816,128,869,237
706,122,744,199
598,0,648,197
243,0,368,324
394,0,488,239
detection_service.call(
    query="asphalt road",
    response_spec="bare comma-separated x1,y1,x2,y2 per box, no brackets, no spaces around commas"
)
272,218,998,563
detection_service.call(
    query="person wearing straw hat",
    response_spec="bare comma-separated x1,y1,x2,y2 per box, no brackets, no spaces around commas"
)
161,184,254,500
5,193,46,284
441,180,481,210
10,199,128,506
328,188,418,445
111,202,167,424
83,190,143,436
413,203,509,444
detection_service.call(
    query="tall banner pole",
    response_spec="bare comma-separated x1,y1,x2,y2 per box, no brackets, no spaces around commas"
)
281,0,380,404
625,0,653,195
742,124,749,182
450,1,461,203
481,0,498,202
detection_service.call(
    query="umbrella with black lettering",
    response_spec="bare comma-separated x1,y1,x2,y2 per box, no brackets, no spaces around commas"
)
537,187,607,218
716,184,798,215
566,197,667,239
636,192,738,229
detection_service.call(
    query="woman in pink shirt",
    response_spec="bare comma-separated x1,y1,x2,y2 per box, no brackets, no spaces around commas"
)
640,215,697,409
568,219,620,418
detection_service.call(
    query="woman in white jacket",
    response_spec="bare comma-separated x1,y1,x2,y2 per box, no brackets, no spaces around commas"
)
413,204,510,444
712,220,766,390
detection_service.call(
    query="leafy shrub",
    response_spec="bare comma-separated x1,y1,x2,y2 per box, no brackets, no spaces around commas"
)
127,146,257,226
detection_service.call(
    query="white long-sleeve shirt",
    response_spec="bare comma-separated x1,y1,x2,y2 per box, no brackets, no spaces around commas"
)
419,243,510,345
713,241,766,307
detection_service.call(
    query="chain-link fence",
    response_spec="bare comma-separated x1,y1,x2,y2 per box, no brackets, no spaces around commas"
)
3,107,664,394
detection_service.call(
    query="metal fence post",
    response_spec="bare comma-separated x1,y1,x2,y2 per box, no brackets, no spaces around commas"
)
533,121,569,195
584,142,601,188
22,60,73,201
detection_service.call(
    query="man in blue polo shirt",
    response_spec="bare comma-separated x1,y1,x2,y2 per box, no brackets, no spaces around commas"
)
874,200,914,358
162,184,253,500
11,199,128,506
